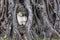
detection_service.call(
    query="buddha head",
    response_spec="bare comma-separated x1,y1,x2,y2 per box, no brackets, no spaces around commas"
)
17,12,28,26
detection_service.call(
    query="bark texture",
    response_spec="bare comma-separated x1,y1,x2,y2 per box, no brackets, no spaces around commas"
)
0,0,60,40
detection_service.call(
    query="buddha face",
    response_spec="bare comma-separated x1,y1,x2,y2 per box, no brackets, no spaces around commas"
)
17,12,27,26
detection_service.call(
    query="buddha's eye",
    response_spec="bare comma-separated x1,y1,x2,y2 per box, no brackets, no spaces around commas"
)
18,12,27,17
18,12,23,17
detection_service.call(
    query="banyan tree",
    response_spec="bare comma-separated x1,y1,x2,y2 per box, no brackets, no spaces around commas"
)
0,0,60,40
